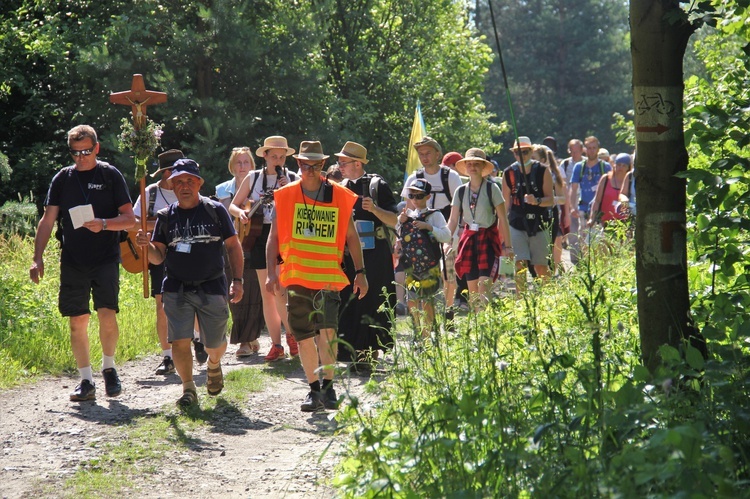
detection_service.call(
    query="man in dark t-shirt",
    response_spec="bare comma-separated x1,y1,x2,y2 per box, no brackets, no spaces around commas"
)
30,125,135,402
137,159,245,408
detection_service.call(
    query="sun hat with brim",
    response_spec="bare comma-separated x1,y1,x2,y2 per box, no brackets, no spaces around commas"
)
511,136,533,151
169,159,203,182
598,148,610,159
150,149,185,177
293,141,329,161
334,141,368,164
256,136,295,157
455,148,494,177
413,136,442,154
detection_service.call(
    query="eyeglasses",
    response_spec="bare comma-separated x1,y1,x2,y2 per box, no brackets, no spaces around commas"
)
69,147,95,157
298,161,324,171
407,193,427,200
337,160,356,167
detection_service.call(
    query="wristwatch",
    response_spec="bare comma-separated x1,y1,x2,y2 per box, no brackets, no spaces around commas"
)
535,197,542,205
354,268,366,276
232,277,244,284
101,218,108,231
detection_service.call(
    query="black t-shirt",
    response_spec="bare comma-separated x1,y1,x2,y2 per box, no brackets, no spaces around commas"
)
343,174,399,226
153,198,236,295
45,162,132,267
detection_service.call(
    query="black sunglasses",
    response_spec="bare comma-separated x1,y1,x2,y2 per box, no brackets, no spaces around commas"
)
407,193,427,200
69,147,95,157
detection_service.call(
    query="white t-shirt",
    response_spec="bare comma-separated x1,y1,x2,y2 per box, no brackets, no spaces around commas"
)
239,169,298,224
401,167,463,211
133,183,178,218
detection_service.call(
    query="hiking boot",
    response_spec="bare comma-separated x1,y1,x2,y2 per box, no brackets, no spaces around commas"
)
70,379,96,401
323,387,339,410
155,356,175,375
300,391,325,412
264,344,285,362
286,334,299,357
102,368,122,397
193,338,208,364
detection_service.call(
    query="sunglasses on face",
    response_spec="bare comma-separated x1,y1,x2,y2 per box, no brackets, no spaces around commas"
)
69,147,95,157
407,193,427,200
298,161,324,171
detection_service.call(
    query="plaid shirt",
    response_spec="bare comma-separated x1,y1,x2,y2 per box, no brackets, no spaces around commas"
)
455,223,503,279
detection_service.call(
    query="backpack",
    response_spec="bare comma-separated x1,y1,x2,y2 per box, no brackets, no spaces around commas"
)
398,209,443,279
53,163,130,243
416,166,453,218
341,174,398,251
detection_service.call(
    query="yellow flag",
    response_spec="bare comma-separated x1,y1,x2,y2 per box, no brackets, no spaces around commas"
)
405,102,427,181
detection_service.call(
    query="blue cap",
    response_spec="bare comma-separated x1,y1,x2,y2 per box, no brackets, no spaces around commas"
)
169,158,203,180
615,153,631,165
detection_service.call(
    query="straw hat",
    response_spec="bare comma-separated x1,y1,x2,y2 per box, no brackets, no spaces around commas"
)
256,136,295,157
293,141,330,161
511,136,533,151
454,148,494,177
334,141,369,164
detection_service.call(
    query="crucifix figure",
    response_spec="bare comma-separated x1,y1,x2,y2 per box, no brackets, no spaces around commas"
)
109,74,167,130
110,74,168,297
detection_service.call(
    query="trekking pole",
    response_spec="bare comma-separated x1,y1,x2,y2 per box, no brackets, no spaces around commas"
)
487,0,534,234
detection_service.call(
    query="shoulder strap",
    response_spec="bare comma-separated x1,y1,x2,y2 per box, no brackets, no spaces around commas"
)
416,169,425,179
248,170,261,196
457,184,467,220
486,178,495,207
147,186,158,217
440,166,452,202
199,196,221,228
368,175,380,203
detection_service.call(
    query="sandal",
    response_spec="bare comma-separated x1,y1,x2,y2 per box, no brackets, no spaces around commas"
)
206,364,224,396
249,340,260,353
177,388,198,407
235,344,253,358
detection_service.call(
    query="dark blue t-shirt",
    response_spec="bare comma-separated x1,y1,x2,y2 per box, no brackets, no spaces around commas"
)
45,161,132,267
152,197,236,295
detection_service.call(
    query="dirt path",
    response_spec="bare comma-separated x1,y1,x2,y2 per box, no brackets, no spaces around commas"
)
0,336,370,499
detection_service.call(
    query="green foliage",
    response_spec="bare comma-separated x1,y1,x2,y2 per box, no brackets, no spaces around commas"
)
334,239,750,497
476,0,632,161
0,234,157,388
0,198,37,237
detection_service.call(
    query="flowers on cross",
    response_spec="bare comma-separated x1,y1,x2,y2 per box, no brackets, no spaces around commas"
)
117,117,163,179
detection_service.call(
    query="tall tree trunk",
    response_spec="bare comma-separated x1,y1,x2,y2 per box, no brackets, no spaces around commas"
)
630,1,699,371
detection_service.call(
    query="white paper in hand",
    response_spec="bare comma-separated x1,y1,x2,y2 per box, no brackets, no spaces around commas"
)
69,204,95,229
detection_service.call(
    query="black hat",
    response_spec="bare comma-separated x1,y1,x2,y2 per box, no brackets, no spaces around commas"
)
150,149,185,177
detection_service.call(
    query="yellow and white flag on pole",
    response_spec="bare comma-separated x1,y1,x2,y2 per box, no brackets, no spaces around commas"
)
405,101,426,182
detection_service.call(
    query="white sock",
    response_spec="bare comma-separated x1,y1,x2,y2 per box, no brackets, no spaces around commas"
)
162,348,173,358
78,366,93,383
194,330,201,340
102,355,116,370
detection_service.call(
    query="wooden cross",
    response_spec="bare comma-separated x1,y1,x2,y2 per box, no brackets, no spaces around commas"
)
109,74,167,130
109,74,167,297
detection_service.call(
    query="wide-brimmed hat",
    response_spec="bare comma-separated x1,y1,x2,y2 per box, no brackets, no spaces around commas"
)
150,149,185,177
256,136,295,157
455,148,494,177
407,178,432,194
413,136,442,154
511,136,533,151
293,141,329,161
598,148,611,160
334,141,369,164
441,151,463,168
169,158,203,183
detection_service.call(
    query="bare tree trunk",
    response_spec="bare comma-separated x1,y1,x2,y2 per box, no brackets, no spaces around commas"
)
630,1,702,371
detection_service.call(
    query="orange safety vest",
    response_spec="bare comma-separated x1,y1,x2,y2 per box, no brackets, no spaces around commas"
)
274,178,357,291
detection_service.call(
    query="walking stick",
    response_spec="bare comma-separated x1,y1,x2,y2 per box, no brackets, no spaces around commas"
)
110,74,167,298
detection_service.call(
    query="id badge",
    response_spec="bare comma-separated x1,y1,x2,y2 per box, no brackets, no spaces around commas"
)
469,223,480,232
303,227,316,238
176,242,192,253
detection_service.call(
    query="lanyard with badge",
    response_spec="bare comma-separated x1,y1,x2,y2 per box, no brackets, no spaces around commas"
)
466,179,483,233
176,208,193,253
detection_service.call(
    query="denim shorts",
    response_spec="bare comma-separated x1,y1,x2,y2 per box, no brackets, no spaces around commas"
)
162,291,228,348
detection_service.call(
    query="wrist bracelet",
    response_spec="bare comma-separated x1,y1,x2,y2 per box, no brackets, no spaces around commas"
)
354,268,366,276
101,218,107,231
232,277,244,284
